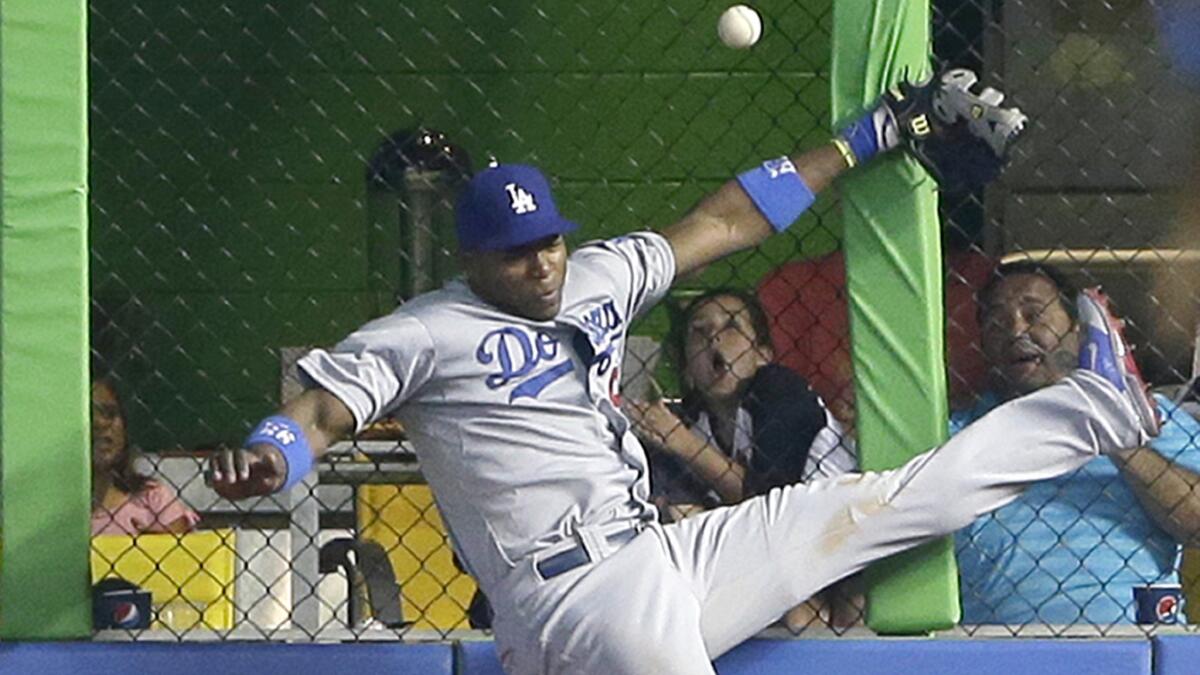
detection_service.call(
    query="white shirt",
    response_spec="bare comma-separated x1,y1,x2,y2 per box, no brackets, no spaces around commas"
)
691,403,857,482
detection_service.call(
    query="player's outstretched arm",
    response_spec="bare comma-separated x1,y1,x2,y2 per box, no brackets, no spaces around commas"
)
208,388,355,500
664,143,849,278
665,67,1027,278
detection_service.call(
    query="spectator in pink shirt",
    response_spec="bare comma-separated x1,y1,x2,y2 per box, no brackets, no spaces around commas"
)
91,378,199,536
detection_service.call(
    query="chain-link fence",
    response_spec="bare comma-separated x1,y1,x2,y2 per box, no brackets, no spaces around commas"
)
935,0,1200,636
87,0,1199,642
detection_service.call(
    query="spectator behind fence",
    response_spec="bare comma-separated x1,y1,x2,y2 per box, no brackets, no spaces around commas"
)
627,289,856,513
91,378,200,536
625,289,860,628
954,261,1200,624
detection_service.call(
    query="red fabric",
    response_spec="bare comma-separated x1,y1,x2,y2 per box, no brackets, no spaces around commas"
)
944,250,995,408
756,251,995,427
757,255,855,426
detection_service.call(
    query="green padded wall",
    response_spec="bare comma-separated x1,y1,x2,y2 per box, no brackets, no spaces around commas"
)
0,0,92,638
831,1,959,633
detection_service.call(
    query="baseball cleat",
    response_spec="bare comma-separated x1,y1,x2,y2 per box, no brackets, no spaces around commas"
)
1076,287,1161,438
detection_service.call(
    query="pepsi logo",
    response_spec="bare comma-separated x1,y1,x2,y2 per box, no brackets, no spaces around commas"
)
1156,595,1179,621
112,600,141,628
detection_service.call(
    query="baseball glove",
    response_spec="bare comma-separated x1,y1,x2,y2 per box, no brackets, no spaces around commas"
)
884,68,1028,191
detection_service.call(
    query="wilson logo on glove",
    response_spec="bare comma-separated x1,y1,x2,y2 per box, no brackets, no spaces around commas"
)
882,67,1028,191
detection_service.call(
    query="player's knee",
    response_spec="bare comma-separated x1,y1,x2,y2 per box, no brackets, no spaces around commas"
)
888,452,988,534
931,499,978,534
928,479,1007,535
883,477,979,537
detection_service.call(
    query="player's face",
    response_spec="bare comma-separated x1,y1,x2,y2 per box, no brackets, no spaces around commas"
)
462,235,569,321
980,273,1079,397
91,380,128,471
683,295,771,405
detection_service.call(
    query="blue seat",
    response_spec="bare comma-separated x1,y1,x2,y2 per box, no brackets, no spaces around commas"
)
717,638,1149,675
0,637,1152,675
457,637,1151,675
458,639,507,675
1153,635,1200,675
0,642,454,675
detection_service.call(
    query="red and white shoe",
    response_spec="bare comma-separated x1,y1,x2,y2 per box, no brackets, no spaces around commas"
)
1076,287,1161,439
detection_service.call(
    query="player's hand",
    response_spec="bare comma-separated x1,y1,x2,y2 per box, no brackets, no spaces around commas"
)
884,67,1027,190
625,399,686,448
667,503,706,522
207,444,287,500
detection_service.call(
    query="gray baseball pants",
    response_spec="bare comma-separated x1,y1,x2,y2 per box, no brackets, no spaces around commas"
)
490,370,1141,674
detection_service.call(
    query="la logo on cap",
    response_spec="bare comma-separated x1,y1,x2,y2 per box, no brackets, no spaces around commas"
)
505,182,538,215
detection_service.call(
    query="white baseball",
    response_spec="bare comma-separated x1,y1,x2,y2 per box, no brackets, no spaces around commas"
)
717,5,762,50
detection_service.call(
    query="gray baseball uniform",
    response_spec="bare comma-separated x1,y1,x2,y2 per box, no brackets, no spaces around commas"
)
297,232,1143,675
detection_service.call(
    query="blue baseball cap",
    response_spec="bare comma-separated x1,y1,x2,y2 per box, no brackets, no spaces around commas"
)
455,163,578,251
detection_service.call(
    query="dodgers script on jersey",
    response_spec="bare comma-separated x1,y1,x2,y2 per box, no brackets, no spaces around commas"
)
296,232,675,591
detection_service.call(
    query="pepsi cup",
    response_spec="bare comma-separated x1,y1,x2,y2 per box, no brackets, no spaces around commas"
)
1133,584,1184,624
92,579,152,630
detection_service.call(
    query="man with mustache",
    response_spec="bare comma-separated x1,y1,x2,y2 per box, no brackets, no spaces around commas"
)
955,261,1200,624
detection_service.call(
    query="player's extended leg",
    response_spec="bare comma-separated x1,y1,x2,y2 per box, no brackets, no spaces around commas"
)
658,367,1146,658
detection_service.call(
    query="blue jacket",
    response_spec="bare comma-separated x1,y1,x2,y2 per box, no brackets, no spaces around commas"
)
952,392,1200,624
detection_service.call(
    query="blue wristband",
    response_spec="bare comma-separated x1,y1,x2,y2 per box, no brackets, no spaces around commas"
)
736,157,816,232
839,109,882,165
245,415,313,493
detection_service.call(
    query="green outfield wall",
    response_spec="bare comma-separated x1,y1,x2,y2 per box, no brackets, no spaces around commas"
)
87,0,840,448
0,0,92,638
832,0,959,633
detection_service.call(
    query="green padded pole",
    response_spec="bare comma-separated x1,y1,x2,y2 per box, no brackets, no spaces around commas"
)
0,0,91,638
831,2,959,633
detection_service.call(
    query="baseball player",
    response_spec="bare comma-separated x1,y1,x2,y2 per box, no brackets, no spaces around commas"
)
210,70,1159,674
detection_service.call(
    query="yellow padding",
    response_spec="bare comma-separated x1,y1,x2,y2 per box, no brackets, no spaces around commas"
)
358,485,476,631
91,528,236,631
1182,546,1200,624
